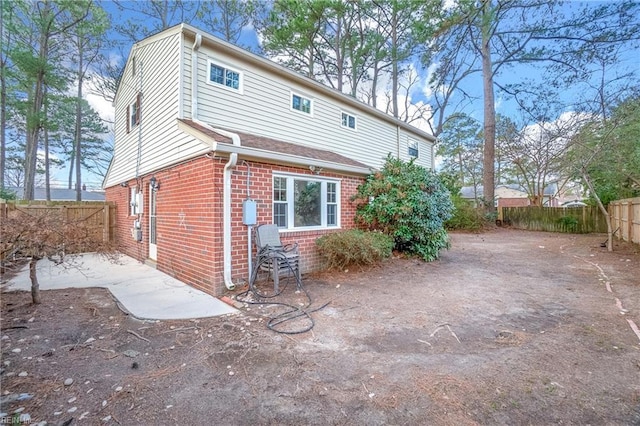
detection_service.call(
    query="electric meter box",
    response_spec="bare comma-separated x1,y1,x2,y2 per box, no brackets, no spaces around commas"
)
242,199,257,226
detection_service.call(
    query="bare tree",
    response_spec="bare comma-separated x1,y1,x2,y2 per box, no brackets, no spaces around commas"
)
1,204,116,304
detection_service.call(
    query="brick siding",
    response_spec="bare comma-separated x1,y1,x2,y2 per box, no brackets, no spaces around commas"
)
106,156,365,296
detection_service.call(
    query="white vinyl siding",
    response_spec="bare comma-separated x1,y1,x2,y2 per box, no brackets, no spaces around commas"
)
106,30,210,188
192,41,433,171
398,130,433,169
272,173,340,230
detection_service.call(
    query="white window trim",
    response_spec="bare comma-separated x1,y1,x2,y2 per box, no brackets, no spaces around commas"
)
206,58,244,94
129,100,139,129
272,172,341,231
341,111,357,131
408,138,419,158
290,91,314,117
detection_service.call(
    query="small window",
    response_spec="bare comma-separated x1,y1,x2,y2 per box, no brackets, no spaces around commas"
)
291,93,312,114
208,60,241,91
127,93,141,133
341,112,356,130
273,174,340,230
408,138,419,158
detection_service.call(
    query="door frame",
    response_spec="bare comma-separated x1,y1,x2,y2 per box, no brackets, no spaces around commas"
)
149,185,157,261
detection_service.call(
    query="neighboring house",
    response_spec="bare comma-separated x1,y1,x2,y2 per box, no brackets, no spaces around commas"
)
103,23,436,296
460,185,530,208
5,186,105,201
495,185,530,207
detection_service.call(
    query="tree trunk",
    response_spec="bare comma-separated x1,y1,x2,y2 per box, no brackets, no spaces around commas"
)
583,171,613,251
0,3,5,191
44,86,51,201
24,10,52,201
481,0,496,213
391,8,399,119
75,36,83,201
29,257,41,304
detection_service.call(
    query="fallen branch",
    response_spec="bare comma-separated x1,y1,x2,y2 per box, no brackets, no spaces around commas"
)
160,326,196,334
127,329,150,343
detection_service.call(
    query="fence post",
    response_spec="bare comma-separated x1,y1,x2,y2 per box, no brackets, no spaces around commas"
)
103,204,110,242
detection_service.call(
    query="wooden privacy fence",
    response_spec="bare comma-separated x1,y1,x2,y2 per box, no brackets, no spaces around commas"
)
0,200,116,245
609,197,640,245
500,206,608,234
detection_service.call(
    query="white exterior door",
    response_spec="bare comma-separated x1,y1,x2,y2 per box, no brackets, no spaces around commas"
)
149,186,158,260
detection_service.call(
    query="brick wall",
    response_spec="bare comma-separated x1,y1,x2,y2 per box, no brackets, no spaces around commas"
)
106,156,365,296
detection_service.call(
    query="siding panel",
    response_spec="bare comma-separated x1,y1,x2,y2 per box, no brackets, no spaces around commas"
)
189,41,433,171
105,32,209,188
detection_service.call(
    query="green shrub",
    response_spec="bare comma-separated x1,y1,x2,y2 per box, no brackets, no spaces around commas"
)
352,155,454,261
557,215,579,231
316,230,394,270
446,195,484,230
0,188,17,200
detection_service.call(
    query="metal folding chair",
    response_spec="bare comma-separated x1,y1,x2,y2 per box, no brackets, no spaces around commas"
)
253,224,301,293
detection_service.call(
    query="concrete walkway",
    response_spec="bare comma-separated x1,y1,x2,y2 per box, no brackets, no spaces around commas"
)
3,253,237,320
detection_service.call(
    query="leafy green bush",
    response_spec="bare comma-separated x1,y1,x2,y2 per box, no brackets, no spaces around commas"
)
0,188,17,200
446,195,484,230
557,215,579,231
316,230,394,270
352,155,454,261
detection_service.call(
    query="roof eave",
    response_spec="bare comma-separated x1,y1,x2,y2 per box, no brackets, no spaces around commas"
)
177,119,372,176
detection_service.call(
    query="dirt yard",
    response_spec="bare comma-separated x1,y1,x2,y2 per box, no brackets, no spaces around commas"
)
1,229,639,425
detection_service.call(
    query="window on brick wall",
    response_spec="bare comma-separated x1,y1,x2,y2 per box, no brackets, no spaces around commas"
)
272,173,340,230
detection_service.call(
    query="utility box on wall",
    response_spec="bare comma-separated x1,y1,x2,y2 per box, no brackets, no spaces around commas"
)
242,199,257,226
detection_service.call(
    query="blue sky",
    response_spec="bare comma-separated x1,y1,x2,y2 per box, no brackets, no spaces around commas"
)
76,0,639,187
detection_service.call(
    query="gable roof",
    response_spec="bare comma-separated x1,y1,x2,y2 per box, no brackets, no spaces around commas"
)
5,187,105,201
177,119,372,175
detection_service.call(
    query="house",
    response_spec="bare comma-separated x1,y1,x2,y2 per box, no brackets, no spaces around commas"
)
495,185,530,207
5,186,106,201
102,23,436,296
460,184,530,208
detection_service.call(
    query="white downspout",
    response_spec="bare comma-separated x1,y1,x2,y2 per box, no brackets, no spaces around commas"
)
217,128,241,290
189,32,240,291
191,33,202,120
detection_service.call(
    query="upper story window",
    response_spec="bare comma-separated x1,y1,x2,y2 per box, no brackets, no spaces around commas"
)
127,93,141,133
291,93,312,115
408,138,419,158
273,173,340,230
208,59,242,92
341,112,357,130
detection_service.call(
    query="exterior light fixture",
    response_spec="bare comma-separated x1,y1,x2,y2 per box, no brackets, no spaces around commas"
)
150,176,160,191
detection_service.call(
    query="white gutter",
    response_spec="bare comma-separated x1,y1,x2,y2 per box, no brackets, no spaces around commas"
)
214,127,241,291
